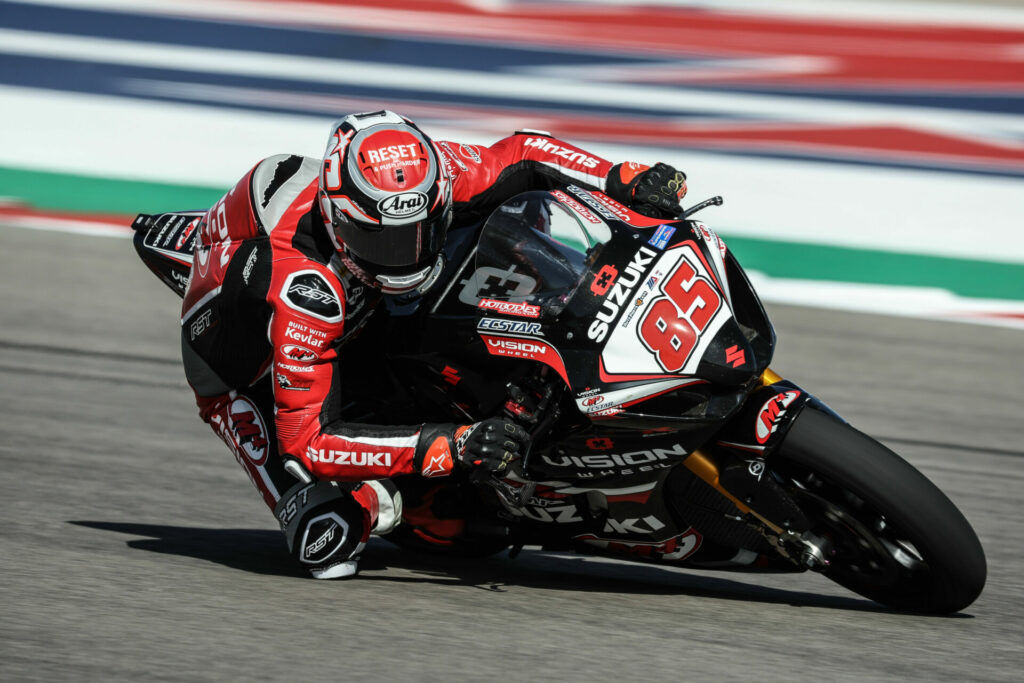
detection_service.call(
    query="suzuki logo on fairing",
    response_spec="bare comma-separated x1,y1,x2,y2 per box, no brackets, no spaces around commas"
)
603,515,666,535
587,246,658,343
725,345,747,368
377,192,427,218
518,503,584,524
754,391,802,444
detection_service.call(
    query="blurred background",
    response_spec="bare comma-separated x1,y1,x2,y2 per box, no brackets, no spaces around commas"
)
2,0,1023,325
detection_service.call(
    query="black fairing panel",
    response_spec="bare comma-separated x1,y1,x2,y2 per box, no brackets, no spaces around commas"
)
131,211,202,298
362,224,524,423
723,247,775,368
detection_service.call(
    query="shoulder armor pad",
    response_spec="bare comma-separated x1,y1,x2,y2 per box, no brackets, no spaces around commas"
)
280,269,344,323
252,154,320,233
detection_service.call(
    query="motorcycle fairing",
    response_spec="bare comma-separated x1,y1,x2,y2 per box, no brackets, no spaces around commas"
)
712,379,811,458
595,239,735,378
493,464,690,544
467,190,774,425
131,211,203,298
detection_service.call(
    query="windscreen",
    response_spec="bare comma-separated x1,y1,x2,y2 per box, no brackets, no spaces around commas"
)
472,192,604,316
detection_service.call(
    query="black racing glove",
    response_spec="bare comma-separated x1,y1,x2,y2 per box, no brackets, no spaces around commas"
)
455,418,530,481
606,161,688,219
414,418,530,481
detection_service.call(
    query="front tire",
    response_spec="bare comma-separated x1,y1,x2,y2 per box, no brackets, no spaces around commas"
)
771,407,986,613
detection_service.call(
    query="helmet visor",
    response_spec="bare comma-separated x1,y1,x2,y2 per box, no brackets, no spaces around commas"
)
330,201,451,269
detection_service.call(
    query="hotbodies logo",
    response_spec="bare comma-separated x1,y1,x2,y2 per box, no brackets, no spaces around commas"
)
477,298,541,318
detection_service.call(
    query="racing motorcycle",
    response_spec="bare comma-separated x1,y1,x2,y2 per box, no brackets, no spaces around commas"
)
133,184,986,614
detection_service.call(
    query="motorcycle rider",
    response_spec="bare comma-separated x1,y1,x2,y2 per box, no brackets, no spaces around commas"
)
181,109,688,578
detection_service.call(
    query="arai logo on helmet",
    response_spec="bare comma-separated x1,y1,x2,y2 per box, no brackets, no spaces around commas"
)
378,192,428,219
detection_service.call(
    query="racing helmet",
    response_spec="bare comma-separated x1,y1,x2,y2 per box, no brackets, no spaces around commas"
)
317,110,452,295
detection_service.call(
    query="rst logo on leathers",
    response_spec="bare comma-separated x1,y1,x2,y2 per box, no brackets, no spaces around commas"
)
300,512,349,565
281,270,343,323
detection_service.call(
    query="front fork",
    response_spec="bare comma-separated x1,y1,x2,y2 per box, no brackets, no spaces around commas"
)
679,368,834,570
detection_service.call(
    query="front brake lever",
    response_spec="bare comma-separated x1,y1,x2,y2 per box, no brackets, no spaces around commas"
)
679,195,723,219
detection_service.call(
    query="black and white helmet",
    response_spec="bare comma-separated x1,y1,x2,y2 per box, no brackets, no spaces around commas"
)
317,110,452,294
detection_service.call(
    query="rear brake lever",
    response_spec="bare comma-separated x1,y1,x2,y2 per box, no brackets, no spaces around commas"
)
483,476,537,510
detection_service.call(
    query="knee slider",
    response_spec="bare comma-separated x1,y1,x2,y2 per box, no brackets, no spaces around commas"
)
274,481,367,568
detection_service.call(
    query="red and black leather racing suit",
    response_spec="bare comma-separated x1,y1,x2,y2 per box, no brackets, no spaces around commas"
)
180,131,626,563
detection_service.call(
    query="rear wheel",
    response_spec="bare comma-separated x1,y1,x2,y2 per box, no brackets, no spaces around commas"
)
771,407,986,613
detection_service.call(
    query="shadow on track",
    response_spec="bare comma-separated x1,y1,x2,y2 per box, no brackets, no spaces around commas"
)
67,519,946,615
71,520,302,577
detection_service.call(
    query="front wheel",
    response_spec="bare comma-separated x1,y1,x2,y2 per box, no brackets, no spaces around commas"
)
770,407,986,613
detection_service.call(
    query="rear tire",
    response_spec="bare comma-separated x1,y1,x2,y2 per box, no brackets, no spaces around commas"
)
772,407,986,613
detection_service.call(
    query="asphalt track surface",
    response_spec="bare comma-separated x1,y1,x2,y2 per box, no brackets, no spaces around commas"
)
2,225,1022,681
